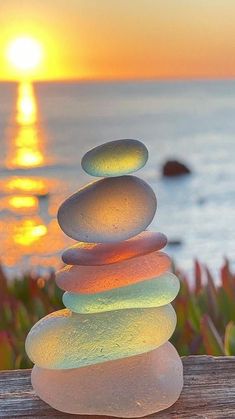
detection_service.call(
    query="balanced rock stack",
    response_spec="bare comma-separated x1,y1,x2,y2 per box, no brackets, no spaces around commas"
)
25,139,183,417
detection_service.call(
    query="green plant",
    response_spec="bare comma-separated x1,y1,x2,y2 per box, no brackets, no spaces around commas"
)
172,259,235,356
0,266,63,369
0,259,234,370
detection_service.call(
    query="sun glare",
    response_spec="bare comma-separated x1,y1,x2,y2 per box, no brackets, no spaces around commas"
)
7,37,43,72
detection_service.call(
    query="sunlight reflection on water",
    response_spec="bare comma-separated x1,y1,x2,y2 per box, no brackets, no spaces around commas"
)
6,82,45,169
1,82,70,275
0,80,235,279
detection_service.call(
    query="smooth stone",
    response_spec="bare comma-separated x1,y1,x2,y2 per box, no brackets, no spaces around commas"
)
162,160,191,177
25,306,176,369
57,175,157,243
62,231,167,266
56,251,171,294
31,342,183,418
81,139,148,177
62,272,180,313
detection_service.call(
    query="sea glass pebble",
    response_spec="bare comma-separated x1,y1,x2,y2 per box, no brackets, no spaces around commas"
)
56,251,171,293
62,231,167,266
57,175,157,243
63,272,180,314
81,139,148,177
32,342,183,417
25,306,176,369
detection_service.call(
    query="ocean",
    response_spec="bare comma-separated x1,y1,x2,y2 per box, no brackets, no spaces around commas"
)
0,80,235,280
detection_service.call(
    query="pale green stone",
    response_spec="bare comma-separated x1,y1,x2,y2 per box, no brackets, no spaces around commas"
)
62,273,180,314
25,306,176,369
81,139,148,177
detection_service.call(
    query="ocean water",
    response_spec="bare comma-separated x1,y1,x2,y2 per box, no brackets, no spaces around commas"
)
0,80,235,280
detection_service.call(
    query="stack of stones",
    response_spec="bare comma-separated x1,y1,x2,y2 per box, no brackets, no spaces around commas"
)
25,139,183,418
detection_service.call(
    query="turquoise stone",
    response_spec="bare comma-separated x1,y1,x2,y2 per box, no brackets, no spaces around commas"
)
25,306,176,369
62,273,180,313
81,139,148,177
57,175,157,243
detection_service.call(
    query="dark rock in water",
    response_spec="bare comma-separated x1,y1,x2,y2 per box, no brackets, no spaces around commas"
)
167,239,183,246
162,160,191,177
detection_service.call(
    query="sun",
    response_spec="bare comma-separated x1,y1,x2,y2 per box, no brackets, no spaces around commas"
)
7,36,43,72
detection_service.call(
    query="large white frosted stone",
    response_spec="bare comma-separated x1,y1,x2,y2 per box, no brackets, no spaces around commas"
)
32,342,183,417
57,175,157,243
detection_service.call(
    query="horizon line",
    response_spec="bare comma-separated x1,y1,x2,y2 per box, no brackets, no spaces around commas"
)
1,75,235,84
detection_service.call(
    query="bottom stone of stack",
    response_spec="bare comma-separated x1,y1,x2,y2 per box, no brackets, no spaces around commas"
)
32,341,183,418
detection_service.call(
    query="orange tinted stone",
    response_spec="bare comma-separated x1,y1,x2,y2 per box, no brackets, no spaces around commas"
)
56,251,171,293
62,231,167,266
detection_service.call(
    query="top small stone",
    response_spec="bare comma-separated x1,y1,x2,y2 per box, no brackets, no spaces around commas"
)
81,139,148,177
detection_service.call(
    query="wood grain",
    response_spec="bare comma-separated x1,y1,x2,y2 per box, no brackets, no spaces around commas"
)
0,356,235,418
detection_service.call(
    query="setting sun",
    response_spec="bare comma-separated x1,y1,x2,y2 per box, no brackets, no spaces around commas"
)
6,36,43,72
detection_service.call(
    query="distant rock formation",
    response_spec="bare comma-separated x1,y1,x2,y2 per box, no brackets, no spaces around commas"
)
162,160,191,177
167,239,183,246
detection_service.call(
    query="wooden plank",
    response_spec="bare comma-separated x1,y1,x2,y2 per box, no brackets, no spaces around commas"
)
0,356,235,418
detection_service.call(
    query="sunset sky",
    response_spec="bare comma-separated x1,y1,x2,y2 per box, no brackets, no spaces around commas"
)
1,0,235,81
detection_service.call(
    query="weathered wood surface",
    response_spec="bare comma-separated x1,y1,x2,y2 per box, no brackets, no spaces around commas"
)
0,356,235,418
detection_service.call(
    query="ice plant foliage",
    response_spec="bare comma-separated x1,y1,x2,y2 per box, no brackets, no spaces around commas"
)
0,259,234,370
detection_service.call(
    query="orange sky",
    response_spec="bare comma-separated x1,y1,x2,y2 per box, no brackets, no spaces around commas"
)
1,0,235,81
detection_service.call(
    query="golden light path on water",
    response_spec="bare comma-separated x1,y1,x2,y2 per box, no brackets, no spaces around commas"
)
6,82,45,169
1,82,70,273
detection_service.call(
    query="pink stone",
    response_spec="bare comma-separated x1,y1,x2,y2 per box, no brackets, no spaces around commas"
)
62,231,167,266
31,342,183,417
56,251,171,293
